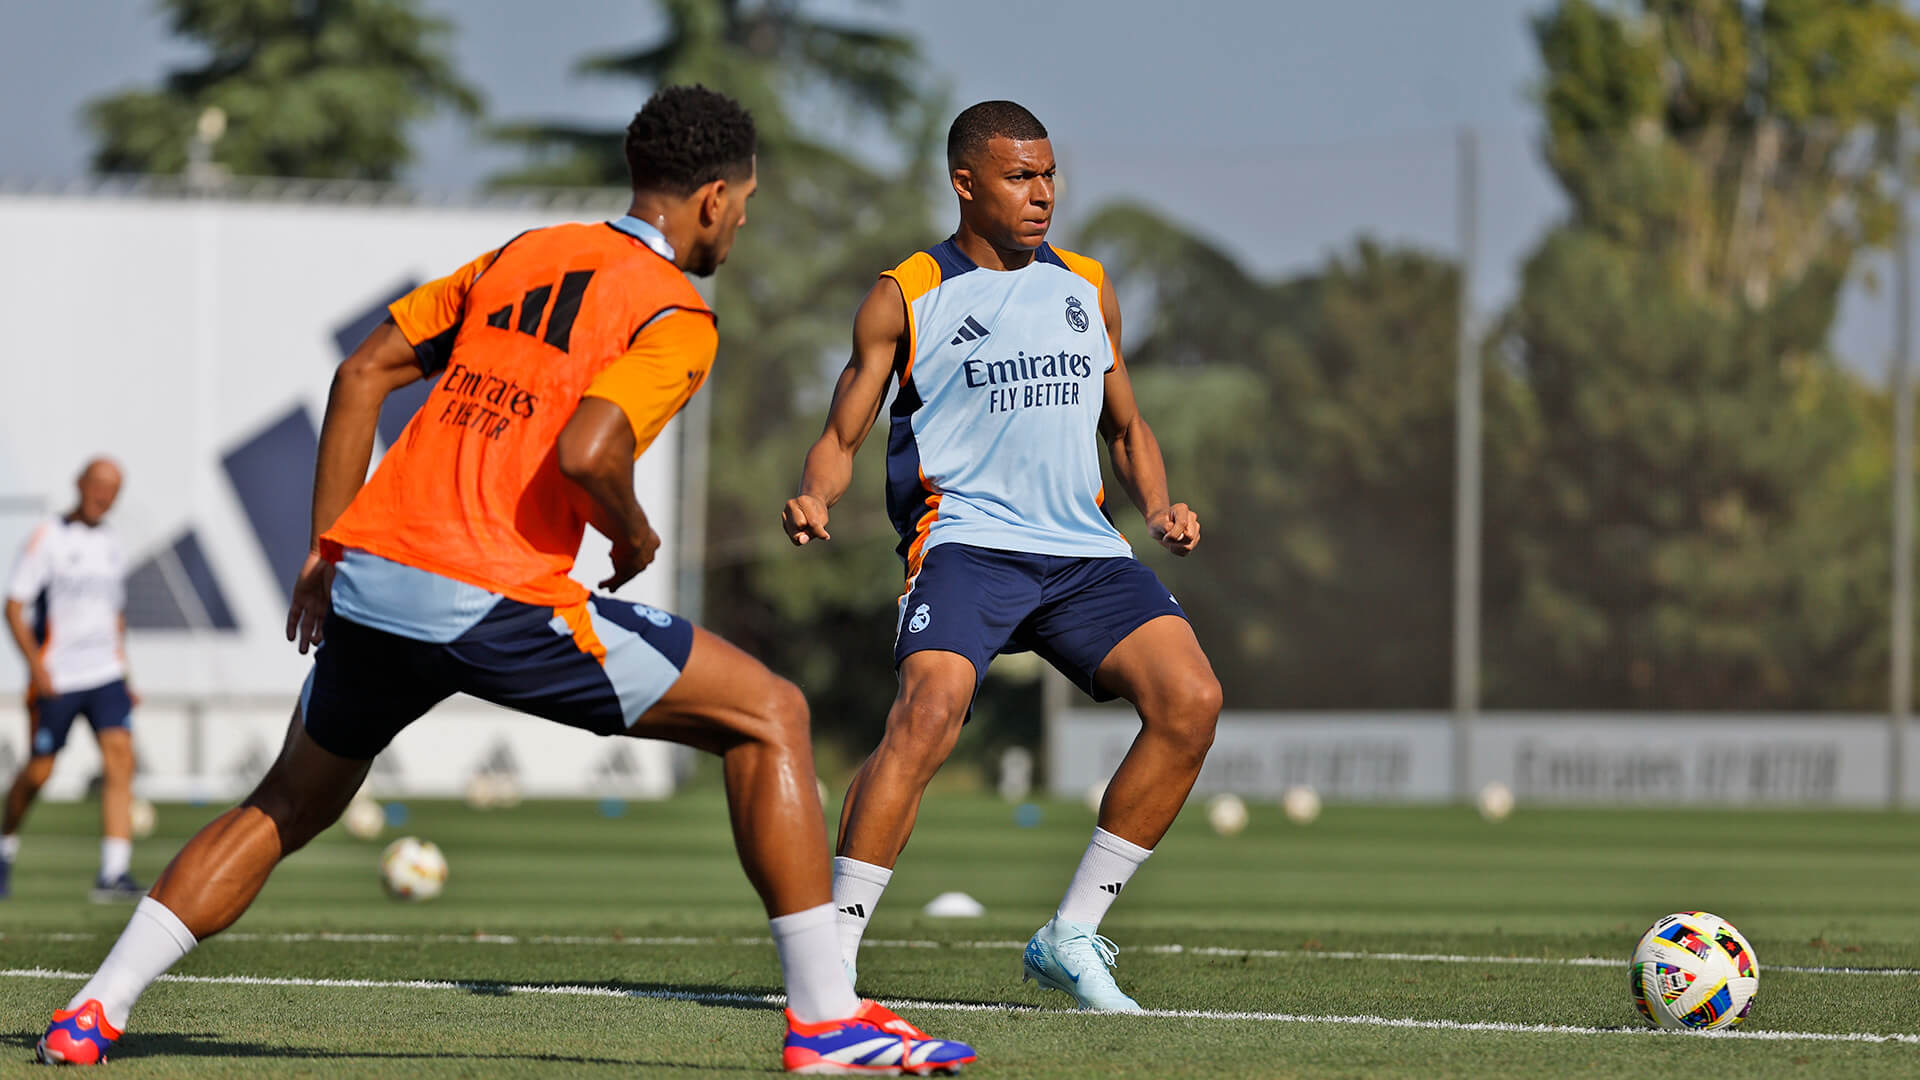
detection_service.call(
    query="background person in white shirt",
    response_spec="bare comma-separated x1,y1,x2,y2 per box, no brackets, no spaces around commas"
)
0,458,141,901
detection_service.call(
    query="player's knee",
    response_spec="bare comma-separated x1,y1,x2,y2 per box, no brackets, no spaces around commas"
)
20,757,54,790
761,678,812,750
887,689,967,761
1149,675,1221,760
100,745,134,781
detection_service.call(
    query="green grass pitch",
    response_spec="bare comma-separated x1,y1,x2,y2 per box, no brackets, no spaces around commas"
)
0,785,1915,1077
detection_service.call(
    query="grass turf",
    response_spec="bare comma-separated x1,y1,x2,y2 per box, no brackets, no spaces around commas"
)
0,787,1915,1077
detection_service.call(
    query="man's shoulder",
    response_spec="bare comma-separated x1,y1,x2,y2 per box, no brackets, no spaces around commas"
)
880,248,944,305
1037,244,1105,291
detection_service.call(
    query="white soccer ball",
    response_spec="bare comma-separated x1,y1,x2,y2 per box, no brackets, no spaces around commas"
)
128,797,157,839
1207,793,1250,835
1476,781,1515,823
379,837,448,901
1630,911,1759,1030
1282,785,1321,825
1083,778,1108,814
342,797,385,840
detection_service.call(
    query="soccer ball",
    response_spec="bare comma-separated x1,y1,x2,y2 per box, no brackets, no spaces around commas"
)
342,797,385,840
128,797,157,839
1206,793,1249,835
1630,911,1758,1030
1476,781,1514,823
1282,785,1321,825
379,837,448,901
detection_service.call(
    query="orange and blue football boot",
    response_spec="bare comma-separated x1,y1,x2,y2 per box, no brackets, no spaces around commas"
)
783,999,974,1075
37,999,120,1065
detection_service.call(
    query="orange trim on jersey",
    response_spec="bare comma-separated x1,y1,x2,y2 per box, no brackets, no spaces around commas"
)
880,251,942,386
23,523,47,556
901,467,943,580
554,599,607,664
1049,246,1106,291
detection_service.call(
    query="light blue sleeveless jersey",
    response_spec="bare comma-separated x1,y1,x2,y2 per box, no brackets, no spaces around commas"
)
883,238,1133,570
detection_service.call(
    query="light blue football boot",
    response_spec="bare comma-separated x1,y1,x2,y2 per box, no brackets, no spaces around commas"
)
1021,916,1143,1012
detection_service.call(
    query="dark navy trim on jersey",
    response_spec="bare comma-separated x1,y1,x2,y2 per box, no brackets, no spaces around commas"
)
1033,242,1069,270
926,237,977,281
884,414,929,561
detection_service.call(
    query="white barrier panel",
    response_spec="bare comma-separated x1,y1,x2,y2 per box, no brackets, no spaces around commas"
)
1472,715,1893,807
1051,710,1909,806
0,698,679,803
1049,710,1452,801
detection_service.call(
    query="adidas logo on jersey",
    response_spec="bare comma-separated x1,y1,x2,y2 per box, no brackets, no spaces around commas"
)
949,315,990,345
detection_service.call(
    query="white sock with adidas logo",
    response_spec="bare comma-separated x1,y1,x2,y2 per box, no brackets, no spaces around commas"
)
831,856,893,970
1056,827,1153,927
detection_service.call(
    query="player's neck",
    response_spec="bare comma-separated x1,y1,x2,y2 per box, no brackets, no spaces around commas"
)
623,197,696,270
952,225,1039,272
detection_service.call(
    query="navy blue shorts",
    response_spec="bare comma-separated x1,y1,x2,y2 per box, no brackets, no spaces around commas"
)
894,544,1186,701
302,595,695,761
30,679,133,758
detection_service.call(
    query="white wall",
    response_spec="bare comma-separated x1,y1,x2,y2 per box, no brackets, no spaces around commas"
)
1051,709,1912,806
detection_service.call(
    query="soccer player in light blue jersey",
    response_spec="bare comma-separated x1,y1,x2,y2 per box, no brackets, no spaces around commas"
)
784,100,1222,1011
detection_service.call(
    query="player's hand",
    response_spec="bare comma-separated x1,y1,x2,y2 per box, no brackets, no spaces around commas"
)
600,526,661,592
26,661,55,701
783,495,832,546
1148,503,1201,556
286,551,337,655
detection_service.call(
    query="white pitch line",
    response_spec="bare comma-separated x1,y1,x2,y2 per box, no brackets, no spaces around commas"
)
8,930,1915,977
0,967,1914,1045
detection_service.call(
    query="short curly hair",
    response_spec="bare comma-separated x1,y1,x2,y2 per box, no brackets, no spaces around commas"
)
947,100,1048,171
625,85,757,196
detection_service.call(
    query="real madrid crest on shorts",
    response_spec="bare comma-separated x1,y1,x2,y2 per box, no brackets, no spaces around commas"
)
1064,295,1089,332
908,602,932,633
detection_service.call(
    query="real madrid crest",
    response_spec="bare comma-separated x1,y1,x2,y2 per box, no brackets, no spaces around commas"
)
1064,295,1090,332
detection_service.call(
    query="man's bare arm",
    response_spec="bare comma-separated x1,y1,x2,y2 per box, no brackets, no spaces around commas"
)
287,318,424,652
310,319,425,548
5,598,49,698
783,278,909,545
1095,275,1200,556
556,397,658,592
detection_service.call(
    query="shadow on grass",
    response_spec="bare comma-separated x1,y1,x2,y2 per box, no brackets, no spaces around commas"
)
3,1029,763,1071
1,978,1012,1067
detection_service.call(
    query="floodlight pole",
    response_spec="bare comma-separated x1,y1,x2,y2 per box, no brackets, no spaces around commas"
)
1452,128,1482,803
1892,126,1914,811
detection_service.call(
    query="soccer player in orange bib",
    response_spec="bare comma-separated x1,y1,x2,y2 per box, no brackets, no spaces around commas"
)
39,86,972,1076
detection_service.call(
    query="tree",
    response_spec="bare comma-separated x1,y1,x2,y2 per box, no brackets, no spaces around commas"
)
86,0,480,181
1487,0,1913,708
494,0,945,750
1081,205,1526,707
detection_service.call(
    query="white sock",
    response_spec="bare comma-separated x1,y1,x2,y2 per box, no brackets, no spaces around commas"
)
831,857,893,970
67,896,198,1030
1055,827,1153,927
769,902,862,1024
1,833,18,861
100,837,132,880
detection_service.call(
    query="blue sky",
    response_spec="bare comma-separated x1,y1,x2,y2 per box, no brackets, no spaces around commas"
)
0,0,1899,372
